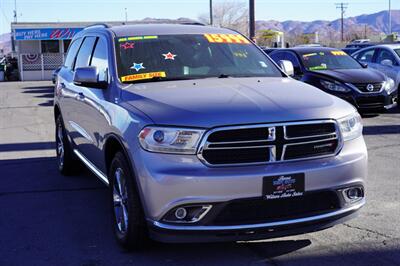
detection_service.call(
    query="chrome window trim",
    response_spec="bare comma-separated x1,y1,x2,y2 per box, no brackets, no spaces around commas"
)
197,119,343,167
152,199,365,231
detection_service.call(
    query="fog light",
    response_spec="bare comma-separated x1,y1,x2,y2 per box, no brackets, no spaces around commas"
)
163,205,212,223
175,207,187,220
342,186,364,202
346,188,362,199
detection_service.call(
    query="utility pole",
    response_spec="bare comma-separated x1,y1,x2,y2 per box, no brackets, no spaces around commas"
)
249,0,255,41
125,8,128,23
389,0,392,34
209,0,213,25
13,0,17,23
335,2,348,42
364,24,367,39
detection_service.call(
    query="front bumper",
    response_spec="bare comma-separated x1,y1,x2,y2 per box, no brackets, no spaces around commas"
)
149,199,364,243
131,136,367,242
340,90,398,110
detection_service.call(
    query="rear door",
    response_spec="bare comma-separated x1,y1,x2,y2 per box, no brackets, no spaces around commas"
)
57,38,83,137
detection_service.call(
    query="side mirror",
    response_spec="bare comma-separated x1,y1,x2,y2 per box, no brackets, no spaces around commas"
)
278,60,294,77
73,66,108,89
381,59,393,67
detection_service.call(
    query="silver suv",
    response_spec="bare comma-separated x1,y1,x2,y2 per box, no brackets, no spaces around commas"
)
54,23,367,249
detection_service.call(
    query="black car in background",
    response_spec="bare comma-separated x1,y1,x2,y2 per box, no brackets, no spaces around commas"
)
269,47,398,111
342,43,375,55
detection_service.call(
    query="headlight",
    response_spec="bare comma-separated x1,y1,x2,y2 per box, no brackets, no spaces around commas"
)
383,78,395,94
338,112,363,141
320,80,350,92
138,126,205,154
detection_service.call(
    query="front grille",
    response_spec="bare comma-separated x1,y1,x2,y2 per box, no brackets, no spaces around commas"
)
211,191,340,225
352,83,383,93
198,121,340,166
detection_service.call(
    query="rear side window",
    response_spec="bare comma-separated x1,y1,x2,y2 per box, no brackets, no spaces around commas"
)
64,38,82,69
74,36,97,69
90,37,109,82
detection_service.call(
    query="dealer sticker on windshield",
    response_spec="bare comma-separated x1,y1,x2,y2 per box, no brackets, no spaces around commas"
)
263,173,305,200
204,33,250,44
121,71,166,82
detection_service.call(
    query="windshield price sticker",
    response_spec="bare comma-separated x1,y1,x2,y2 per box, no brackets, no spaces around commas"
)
204,33,250,44
121,71,166,82
118,36,158,42
331,50,347,56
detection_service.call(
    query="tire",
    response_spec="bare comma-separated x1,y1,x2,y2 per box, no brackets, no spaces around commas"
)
55,115,79,175
109,152,148,250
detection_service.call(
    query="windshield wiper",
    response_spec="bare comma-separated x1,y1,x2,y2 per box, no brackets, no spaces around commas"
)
218,74,231,78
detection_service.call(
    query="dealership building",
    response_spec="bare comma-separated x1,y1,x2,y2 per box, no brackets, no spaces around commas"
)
11,22,92,81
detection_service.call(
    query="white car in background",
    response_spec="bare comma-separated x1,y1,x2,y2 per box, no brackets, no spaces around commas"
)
353,44,400,98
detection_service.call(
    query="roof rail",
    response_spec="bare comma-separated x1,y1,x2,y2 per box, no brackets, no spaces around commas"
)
179,21,206,26
84,23,110,29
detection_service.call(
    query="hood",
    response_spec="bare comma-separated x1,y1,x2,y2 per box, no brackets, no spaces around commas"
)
311,68,385,84
122,77,355,128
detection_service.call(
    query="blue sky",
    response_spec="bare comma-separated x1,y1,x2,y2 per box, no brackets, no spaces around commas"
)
0,0,399,35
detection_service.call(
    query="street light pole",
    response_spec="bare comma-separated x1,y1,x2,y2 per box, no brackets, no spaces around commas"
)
389,0,392,34
14,0,17,23
249,0,255,41
209,0,213,25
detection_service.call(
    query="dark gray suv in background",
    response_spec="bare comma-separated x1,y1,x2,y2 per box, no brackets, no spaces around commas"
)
54,23,367,249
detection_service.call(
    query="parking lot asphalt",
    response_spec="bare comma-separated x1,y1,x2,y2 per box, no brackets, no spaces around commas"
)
0,81,399,266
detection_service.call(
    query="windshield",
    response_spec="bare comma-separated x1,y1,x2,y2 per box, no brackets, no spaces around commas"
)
300,50,362,71
115,34,283,83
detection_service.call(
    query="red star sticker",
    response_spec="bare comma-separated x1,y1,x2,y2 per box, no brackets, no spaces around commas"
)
120,42,135,50
162,52,177,60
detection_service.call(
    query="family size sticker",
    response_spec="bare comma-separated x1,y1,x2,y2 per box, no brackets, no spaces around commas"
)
121,71,166,82
331,50,347,56
118,36,158,42
204,34,250,44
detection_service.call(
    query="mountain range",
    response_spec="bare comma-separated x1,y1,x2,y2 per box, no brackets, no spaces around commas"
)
256,10,400,42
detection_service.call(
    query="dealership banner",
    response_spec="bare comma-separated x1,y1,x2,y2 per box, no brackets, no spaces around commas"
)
14,28,83,40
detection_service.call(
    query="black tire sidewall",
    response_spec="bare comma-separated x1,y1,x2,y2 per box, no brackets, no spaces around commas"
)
109,152,148,249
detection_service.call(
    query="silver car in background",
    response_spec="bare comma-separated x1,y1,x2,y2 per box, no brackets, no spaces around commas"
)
353,44,400,98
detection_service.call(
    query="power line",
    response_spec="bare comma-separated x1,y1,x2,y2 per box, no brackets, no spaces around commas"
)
335,2,348,42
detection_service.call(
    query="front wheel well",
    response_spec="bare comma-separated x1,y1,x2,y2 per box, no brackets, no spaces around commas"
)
104,136,126,174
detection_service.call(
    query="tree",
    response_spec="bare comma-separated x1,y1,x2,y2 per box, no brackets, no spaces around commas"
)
198,1,249,36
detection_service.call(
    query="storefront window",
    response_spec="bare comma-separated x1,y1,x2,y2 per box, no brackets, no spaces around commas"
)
63,39,71,52
41,40,60,53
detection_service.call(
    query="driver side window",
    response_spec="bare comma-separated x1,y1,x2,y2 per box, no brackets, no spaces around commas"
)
356,49,375,63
